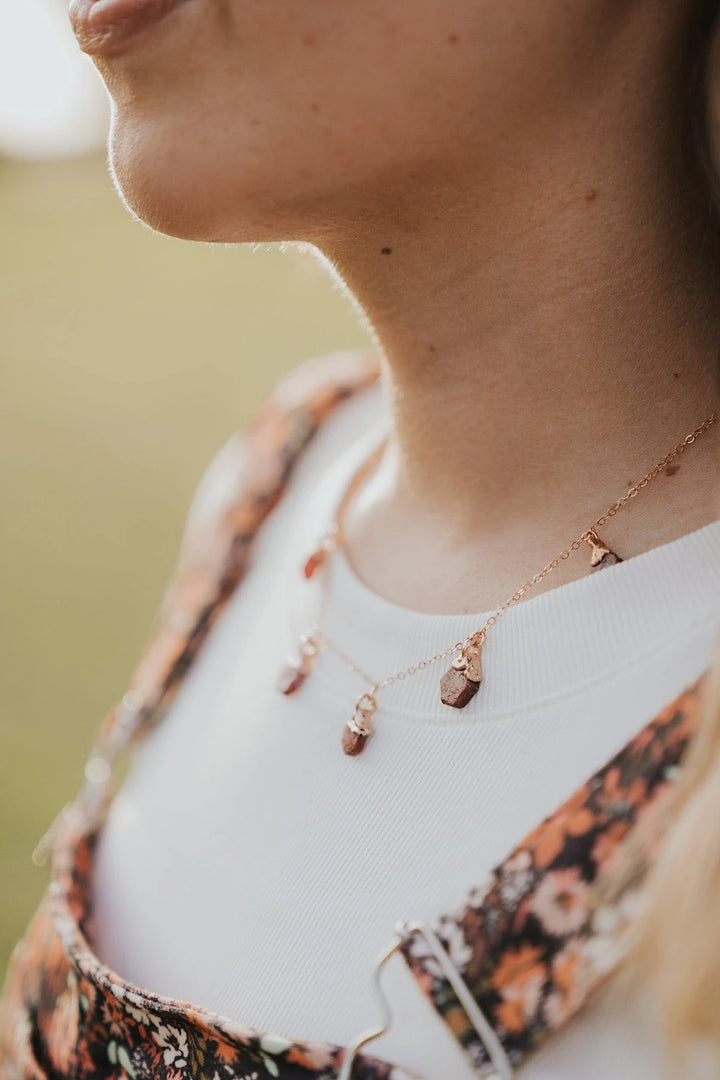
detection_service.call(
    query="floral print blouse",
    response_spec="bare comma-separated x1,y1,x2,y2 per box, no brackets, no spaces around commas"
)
0,347,708,1080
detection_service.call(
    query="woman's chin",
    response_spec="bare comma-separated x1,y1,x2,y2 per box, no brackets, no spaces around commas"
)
107,119,289,244
109,161,222,242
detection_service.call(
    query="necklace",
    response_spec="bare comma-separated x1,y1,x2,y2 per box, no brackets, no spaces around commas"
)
277,413,717,756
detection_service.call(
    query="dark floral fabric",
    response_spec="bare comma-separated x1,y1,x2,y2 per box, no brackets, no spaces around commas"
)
399,680,705,1077
0,347,708,1080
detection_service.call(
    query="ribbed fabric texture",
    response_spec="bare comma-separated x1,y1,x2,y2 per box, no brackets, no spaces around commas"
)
92,383,720,1080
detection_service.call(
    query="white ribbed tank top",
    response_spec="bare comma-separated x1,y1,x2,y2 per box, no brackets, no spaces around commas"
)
92,383,720,1079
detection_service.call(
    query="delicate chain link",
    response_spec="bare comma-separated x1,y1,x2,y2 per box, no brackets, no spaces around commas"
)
314,412,717,692
314,626,465,693
474,412,718,641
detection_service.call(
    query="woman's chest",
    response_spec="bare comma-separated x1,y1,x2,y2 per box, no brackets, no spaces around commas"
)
88,568,716,1075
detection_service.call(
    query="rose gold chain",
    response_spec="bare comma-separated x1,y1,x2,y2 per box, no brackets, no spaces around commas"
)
314,624,465,693
475,411,718,644
313,412,717,692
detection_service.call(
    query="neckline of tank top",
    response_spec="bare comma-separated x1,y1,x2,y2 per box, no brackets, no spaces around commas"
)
283,418,720,719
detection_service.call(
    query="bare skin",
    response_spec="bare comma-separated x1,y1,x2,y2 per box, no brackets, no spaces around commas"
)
74,0,720,613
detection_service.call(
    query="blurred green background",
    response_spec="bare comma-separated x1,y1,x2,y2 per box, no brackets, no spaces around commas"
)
0,151,370,973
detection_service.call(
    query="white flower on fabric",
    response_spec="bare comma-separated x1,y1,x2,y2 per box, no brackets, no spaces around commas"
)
530,868,589,937
153,1023,189,1069
259,1033,293,1054
440,920,473,972
497,850,535,907
449,872,495,919
124,998,155,1028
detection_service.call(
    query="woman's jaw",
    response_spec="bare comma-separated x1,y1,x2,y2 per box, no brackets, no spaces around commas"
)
70,0,651,246
67,0,720,595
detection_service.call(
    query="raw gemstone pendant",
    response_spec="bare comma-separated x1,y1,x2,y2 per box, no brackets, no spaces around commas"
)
277,663,308,696
342,693,377,756
277,633,318,696
303,549,328,580
586,529,623,573
440,666,481,708
303,528,339,580
440,637,483,709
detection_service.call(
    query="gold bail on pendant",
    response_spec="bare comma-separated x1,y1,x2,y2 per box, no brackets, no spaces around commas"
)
277,632,318,696
585,529,623,571
303,525,339,580
342,692,377,756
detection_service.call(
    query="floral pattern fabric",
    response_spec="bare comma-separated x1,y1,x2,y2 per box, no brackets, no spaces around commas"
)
399,679,704,1076
0,347,708,1080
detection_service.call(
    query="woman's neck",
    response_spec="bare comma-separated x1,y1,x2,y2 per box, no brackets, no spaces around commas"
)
308,46,720,612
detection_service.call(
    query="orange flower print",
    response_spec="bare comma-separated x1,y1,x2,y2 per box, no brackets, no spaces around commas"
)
662,709,699,756
530,867,589,937
490,944,545,1034
628,723,657,755
590,819,630,870
524,784,595,869
598,766,647,816
543,940,586,1029
101,994,129,1040
214,1038,241,1065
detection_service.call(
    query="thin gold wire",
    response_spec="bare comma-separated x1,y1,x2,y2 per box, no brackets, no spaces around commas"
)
310,412,718,697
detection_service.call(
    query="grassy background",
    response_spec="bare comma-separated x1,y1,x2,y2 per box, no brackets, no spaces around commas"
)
0,153,369,973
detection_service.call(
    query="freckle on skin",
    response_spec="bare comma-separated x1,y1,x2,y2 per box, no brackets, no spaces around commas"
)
309,102,321,113
381,247,392,255
665,465,680,477
673,372,681,379
585,189,598,202
428,344,437,352
302,32,317,46
448,33,459,44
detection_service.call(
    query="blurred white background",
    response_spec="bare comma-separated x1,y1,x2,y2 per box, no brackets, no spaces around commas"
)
0,0,108,157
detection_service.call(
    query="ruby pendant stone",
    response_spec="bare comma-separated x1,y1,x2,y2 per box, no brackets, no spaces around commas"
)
440,667,481,708
342,724,370,756
303,550,326,579
343,693,376,756
277,664,306,696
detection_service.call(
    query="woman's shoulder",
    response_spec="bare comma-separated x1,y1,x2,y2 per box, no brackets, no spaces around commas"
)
131,346,382,706
178,346,381,565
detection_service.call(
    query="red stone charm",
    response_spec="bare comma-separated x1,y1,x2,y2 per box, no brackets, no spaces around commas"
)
277,664,306,696
342,723,370,756
342,693,376,756
302,529,338,580
303,549,327,580
277,633,318,696
440,666,481,708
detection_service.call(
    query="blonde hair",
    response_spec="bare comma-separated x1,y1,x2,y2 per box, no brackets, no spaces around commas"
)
629,8,720,1064
628,652,720,1071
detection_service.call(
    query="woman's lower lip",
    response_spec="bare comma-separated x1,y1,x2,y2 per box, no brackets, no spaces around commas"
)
69,0,192,57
